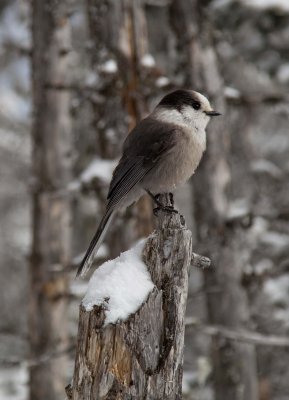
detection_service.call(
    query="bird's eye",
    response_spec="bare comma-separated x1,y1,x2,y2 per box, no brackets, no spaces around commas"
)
192,101,201,110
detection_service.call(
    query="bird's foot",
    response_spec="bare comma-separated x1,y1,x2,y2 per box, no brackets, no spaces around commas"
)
146,190,178,215
153,205,178,216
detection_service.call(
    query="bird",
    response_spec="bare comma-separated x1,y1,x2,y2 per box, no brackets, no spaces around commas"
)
77,89,221,277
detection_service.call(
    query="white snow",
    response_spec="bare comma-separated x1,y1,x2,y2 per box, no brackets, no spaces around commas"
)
260,231,289,252
277,63,289,83
100,59,118,74
70,280,88,298
197,356,212,386
105,128,117,141
254,259,273,275
0,128,30,161
248,217,268,242
182,371,197,395
156,76,170,87
0,3,30,47
227,198,250,220
79,157,117,184
224,86,241,99
250,159,283,179
0,89,30,122
69,158,116,191
85,71,98,86
82,240,154,325
263,276,289,327
242,0,289,12
141,54,155,68
0,366,28,400
249,261,275,277
213,0,289,13
0,59,31,122
182,357,212,394
212,0,236,9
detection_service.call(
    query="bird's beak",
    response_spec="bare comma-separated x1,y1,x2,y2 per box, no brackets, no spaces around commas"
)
205,110,221,117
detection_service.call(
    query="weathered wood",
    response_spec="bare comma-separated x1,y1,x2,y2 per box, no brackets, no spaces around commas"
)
69,194,208,399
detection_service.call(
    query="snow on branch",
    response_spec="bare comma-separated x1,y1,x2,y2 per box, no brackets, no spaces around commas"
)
66,157,117,194
79,157,117,186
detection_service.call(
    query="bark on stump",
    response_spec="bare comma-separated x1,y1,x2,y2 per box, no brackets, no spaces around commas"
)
68,194,210,399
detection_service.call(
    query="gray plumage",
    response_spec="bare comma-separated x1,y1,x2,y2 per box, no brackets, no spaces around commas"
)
77,89,220,277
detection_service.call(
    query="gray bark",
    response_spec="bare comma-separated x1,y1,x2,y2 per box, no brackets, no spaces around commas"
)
169,1,259,399
68,195,209,399
29,1,72,399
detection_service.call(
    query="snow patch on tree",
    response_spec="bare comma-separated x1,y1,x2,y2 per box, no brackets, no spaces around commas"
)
80,157,117,184
242,0,289,12
82,240,154,325
141,54,155,68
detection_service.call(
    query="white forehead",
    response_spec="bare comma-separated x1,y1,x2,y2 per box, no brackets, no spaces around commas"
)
192,91,212,110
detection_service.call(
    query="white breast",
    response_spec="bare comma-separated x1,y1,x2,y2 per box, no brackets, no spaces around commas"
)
173,125,206,185
145,125,206,194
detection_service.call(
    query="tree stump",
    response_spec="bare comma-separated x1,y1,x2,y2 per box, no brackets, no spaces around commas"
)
68,194,210,399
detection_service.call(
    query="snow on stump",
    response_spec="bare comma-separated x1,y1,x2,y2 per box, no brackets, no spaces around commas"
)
67,194,210,399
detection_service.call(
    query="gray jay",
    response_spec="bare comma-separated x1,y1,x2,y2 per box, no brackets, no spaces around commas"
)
77,89,220,277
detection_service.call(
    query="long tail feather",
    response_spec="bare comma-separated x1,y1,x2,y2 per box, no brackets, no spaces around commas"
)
76,210,114,277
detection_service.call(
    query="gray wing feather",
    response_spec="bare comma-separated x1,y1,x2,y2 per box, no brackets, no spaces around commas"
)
107,117,177,211
107,157,150,209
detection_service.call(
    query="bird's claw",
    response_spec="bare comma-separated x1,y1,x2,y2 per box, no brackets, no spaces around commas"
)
153,206,178,216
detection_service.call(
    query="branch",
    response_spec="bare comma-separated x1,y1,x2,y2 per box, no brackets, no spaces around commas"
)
0,343,75,368
186,318,289,347
191,252,211,269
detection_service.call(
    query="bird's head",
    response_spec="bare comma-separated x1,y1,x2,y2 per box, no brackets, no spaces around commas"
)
155,89,221,130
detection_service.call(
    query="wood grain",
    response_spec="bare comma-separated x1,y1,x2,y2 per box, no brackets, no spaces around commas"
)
69,194,208,399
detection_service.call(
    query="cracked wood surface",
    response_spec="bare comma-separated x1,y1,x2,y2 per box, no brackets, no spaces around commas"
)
68,194,200,399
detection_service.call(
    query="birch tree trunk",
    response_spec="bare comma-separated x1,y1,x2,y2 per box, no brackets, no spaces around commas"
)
170,1,258,399
29,1,72,399
68,195,209,399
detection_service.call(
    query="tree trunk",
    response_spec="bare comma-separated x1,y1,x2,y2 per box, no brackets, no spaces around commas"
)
68,195,210,399
197,50,259,400
29,1,72,399
169,1,258,399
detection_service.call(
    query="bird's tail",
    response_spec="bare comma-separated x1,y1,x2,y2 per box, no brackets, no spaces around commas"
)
76,210,115,278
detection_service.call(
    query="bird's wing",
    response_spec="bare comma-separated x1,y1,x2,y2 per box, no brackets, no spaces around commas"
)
107,117,177,210
77,118,177,277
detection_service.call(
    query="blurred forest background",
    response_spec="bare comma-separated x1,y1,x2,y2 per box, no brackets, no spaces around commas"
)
1,0,289,399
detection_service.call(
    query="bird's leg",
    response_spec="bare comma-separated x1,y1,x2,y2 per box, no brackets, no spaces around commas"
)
169,192,174,207
146,190,163,208
146,190,178,214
